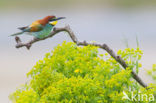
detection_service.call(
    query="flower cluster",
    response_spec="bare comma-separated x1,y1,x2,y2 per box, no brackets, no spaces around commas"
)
10,41,156,103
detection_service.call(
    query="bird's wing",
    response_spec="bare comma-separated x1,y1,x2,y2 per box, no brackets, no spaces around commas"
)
29,21,44,32
17,21,44,32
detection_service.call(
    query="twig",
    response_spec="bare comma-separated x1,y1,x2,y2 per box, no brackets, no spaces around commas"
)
14,25,148,88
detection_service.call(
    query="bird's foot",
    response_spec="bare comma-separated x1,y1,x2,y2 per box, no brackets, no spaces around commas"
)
53,27,56,31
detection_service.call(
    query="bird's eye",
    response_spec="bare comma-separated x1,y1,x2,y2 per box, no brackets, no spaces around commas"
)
49,19,53,21
50,18,56,21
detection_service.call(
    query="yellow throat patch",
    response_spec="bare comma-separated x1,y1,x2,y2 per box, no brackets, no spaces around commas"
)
50,21,58,26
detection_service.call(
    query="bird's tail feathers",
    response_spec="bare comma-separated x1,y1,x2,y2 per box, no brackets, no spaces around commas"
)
10,31,24,36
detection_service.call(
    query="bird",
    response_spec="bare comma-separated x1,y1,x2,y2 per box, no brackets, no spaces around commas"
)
10,15,65,39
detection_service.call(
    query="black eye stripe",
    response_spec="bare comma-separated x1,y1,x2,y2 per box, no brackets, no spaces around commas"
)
50,18,56,21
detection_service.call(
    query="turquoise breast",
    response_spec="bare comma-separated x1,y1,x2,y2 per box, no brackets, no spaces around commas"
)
31,24,53,39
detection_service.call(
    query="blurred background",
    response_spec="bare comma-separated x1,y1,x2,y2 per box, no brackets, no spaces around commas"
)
0,0,156,102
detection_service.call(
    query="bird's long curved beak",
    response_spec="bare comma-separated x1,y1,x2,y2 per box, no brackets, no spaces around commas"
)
55,17,66,21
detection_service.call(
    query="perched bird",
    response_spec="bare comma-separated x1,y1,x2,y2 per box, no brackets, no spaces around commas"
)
11,16,65,39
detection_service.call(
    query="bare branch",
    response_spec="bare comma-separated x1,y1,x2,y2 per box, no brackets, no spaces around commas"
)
14,25,148,88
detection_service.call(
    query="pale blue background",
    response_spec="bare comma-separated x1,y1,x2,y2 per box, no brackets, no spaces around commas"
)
0,0,156,102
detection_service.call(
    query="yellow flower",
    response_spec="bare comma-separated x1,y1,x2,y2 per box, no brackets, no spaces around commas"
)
138,63,142,67
105,53,108,56
74,69,80,73
99,54,104,57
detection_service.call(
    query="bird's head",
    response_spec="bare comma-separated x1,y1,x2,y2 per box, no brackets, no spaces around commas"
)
44,15,65,26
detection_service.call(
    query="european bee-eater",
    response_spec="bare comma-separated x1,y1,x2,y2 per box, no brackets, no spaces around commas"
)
11,16,65,39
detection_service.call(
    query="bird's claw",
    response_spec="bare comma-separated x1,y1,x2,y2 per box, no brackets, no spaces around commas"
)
53,27,56,31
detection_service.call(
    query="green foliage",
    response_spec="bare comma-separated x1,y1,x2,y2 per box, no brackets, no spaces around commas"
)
147,64,156,80
10,41,156,103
